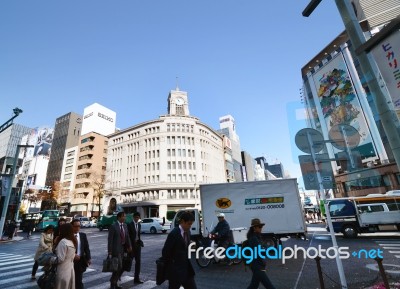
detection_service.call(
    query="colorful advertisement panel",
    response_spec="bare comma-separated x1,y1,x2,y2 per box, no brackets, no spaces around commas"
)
371,29,400,110
20,126,54,158
311,53,376,158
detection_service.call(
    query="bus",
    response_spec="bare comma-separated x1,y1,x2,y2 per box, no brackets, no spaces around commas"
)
20,212,41,232
36,210,60,231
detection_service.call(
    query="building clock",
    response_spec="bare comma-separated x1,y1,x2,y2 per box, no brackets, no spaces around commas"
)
175,97,184,105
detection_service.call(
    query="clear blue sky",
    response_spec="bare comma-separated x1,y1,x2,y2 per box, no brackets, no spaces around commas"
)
0,1,344,186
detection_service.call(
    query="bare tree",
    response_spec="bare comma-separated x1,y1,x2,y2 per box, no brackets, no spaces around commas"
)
40,181,60,210
90,172,106,218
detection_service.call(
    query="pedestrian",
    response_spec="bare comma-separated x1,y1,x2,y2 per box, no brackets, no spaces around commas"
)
26,220,35,239
71,219,91,289
162,211,197,289
2,220,10,239
128,212,144,284
53,218,67,245
108,211,132,289
7,220,17,240
246,218,276,289
54,223,77,289
31,225,54,280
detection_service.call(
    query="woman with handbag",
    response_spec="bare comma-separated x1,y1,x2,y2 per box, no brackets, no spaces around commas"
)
53,223,77,289
31,225,54,280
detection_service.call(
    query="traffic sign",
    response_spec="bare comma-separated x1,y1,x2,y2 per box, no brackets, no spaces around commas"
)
299,154,335,190
295,128,325,154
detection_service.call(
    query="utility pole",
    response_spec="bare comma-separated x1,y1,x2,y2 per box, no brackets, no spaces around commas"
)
0,144,33,238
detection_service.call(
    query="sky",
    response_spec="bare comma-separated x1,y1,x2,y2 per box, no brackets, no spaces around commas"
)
0,1,345,188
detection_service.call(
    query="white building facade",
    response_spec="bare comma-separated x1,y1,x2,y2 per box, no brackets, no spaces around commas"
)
104,89,226,218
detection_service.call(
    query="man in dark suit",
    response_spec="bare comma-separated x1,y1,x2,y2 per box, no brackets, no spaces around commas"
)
127,212,143,284
108,211,132,289
162,211,197,289
72,219,92,289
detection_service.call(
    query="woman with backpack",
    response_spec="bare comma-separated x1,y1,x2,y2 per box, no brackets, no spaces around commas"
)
246,218,276,289
31,225,54,280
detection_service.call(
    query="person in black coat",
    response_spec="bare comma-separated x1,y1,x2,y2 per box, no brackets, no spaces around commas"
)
71,219,91,289
162,211,197,289
246,218,275,289
127,212,144,284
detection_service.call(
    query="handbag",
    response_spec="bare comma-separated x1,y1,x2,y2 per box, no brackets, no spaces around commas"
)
102,256,119,272
122,255,133,272
37,264,57,289
156,257,167,285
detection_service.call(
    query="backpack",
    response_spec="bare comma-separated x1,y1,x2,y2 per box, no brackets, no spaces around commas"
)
37,252,57,266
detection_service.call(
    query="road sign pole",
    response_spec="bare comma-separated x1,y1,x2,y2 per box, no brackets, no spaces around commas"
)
341,125,355,170
306,130,348,289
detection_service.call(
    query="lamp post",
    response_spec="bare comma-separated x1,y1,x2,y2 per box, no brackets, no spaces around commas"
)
0,144,33,238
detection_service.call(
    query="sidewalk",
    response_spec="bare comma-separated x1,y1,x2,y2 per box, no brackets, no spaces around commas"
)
0,235,25,243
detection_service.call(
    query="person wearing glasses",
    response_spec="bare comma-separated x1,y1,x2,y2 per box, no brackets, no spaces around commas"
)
246,218,275,289
71,219,91,289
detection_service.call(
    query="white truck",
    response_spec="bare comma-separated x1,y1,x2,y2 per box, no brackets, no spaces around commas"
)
172,179,306,246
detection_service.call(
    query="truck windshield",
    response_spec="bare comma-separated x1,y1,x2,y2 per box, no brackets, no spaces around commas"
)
329,200,355,217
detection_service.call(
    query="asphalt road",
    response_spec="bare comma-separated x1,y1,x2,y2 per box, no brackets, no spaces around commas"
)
0,224,399,289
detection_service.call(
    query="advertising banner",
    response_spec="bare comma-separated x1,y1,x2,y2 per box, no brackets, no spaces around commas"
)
371,29,400,110
311,53,376,158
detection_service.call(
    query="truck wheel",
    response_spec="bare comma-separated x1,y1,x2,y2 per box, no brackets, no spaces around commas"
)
162,230,167,233
150,227,157,234
196,249,211,268
98,226,103,231
342,225,358,238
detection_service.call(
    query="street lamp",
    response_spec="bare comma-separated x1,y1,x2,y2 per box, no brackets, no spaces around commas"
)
0,144,33,238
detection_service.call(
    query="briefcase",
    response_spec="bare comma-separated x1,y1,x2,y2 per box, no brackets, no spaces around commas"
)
102,256,119,272
156,257,167,285
122,255,133,272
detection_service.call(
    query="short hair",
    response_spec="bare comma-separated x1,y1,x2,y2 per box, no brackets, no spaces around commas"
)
179,211,195,223
44,225,54,232
71,219,81,226
117,211,125,219
133,212,140,217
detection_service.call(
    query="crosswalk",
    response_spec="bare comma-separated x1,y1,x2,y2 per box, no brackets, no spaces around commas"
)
375,239,400,259
0,253,159,289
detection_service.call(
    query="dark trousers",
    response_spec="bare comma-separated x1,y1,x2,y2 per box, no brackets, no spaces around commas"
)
168,276,197,289
247,268,275,289
110,254,123,285
31,261,39,276
74,262,84,289
133,245,141,279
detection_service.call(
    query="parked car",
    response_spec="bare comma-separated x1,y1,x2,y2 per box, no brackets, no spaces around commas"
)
79,217,90,228
140,217,171,234
89,219,97,227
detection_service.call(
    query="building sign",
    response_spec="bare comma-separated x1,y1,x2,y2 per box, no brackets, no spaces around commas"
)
371,29,400,110
311,53,376,158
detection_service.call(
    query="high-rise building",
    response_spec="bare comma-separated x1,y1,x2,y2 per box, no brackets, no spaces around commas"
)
0,123,31,174
217,115,242,182
69,103,116,217
104,88,226,219
301,26,399,197
45,112,82,186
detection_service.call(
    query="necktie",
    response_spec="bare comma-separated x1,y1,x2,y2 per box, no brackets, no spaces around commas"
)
74,234,78,253
135,223,139,241
120,224,125,244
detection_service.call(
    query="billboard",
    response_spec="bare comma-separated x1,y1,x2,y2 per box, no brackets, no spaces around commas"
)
371,29,400,110
311,53,377,159
20,127,54,158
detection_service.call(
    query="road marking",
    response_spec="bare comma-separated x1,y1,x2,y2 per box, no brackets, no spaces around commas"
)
389,251,400,254
382,247,400,249
378,243,400,246
366,263,400,274
86,275,134,289
0,258,34,266
0,262,32,272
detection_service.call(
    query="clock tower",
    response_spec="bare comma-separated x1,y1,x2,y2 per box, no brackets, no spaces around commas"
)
167,88,190,116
